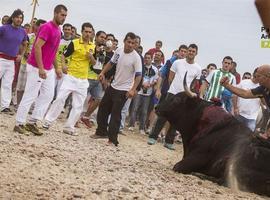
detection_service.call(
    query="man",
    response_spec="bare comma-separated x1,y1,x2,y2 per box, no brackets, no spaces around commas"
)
232,68,261,131
120,34,144,133
148,44,201,150
94,32,142,146
200,56,236,110
14,4,67,135
145,45,187,135
230,61,241,84
242,72,252,80
221,65,270,139
1,15,9,25
0,9,27,113
43,22,95,135
55,23,73,95
80,30,108,128
128,52,158,134
16,19,46,106
147,40,165,63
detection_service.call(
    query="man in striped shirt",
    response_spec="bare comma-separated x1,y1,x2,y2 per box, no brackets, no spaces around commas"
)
200,56,236,105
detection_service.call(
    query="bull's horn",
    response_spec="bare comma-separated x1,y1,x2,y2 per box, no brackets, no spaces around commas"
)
184,71,197,98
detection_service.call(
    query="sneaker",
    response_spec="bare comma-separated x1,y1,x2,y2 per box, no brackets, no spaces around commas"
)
42,121,51,130
1,108,14,115
63,129,78,136
140,130,146,135
25,123,43,136
128,127,135,131
13,125,30,136
90,134,108,139
147,138,157,145
164,143,175,150
119,129,126,136
81,117,92,129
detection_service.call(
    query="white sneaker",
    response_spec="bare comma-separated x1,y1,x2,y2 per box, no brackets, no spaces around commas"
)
63,129,78,136
128,127,135,131
140,130,146,135
42,121,51,130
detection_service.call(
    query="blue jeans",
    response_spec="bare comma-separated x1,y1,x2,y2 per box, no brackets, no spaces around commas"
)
119,98,132,130
88,79,104,100
236,115,256,132
129,94,151,130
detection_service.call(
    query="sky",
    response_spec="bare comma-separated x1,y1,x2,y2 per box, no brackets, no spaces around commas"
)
0,0,268,74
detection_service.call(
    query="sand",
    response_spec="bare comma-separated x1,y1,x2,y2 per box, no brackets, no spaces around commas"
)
0,112,268,200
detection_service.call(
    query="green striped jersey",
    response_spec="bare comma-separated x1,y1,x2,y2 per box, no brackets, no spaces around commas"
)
205,69,236,101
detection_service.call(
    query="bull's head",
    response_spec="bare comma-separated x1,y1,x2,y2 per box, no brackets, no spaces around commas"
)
155,72,212,134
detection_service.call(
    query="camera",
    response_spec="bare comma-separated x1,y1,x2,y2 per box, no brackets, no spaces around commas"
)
97,44,106,64
143,87,148,94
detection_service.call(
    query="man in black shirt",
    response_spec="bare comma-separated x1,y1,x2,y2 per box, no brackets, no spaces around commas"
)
221,64,270,138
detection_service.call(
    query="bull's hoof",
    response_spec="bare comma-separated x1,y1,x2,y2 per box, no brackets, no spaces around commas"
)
173,162,181,172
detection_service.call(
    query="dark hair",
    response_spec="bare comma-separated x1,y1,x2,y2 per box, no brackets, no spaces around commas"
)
188,43,198,52
35,19,46,27
156,40,162,46
155,49,164,58
63,23,72,29
114,38,118,43
135,35,141,44
173,49,179,54
54,4,67,13
106,33,115,41
23,23,30,28
222,56,233,62
232,61,237,67
207,63,217,70
96,30,106,37
124,32,136,41
243,72,251,77
179,44,188,50
253,68,258,76
7,9,24,24
144,52,152,58
81,22,93,32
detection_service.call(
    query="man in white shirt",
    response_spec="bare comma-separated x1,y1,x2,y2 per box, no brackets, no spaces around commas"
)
233,68,261,131
93,32,142,146
148,44,201,150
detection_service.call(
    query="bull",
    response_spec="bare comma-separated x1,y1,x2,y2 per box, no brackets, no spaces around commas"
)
155,72,270,197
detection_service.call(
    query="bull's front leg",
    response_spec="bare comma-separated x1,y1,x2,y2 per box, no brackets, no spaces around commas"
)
173,154,207,174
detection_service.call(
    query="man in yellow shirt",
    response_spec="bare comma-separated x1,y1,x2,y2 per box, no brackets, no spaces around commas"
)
43,22,95,135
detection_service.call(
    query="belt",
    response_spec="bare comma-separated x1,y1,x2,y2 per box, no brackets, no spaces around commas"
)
0,53,16,61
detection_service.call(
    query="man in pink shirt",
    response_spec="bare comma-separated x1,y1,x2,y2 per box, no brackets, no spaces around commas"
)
14,4,68,135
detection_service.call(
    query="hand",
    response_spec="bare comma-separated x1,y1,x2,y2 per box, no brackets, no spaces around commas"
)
39,68,47,79
55,68,63,79
233,108,239,116
220,76,229,86
98,73,105,82
155,89,162,99
126,89,136,98
16,55,22,62
62,66,68,74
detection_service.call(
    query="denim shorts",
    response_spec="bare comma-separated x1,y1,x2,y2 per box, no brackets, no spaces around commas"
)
88,79,104,100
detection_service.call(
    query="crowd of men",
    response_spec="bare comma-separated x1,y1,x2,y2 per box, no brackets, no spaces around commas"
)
0,3,269,148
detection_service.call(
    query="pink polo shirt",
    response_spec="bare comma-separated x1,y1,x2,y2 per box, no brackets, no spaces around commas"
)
28,21,61,70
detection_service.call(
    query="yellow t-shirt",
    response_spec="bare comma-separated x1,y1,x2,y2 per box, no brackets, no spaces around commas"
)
67,38,95,79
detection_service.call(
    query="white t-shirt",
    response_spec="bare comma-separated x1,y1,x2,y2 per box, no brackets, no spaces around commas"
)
168,59,201,95
237,79,260,120
110,48,142,91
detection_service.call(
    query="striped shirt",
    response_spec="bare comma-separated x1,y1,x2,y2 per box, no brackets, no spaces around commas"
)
205,69,236,101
